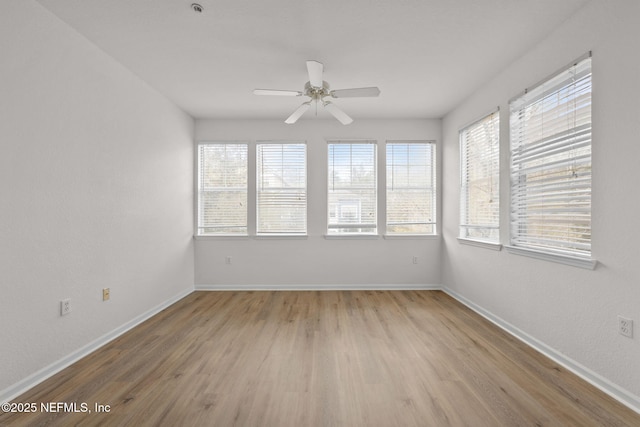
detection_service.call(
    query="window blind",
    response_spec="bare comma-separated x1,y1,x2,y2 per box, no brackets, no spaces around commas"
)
386,142,436,235
197,143,248,235
509,55,592,256
327,141,377,234
460,112,500,242
256,143,307,234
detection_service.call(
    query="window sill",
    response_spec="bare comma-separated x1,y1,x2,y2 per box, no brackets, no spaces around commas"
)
195,234,308,241
324,234,380,240
457,238,502,251
384,234,439,240
505,245,597,270
254,234,308,240
195,234,250,241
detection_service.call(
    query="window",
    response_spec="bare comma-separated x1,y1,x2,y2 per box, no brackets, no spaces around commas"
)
197,143,248,235
509,55,592,258
327,141,377,234
386,141,436,235
460,112,500,242
256,143,307,235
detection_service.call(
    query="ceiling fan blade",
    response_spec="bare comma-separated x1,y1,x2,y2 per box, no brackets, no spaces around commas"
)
323,101,353,125
285,102,311,124
330,87,381,98
253,89,303,96
306,60,324,88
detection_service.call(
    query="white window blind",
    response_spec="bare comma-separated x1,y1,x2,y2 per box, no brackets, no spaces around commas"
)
386,142,436,235
197,143,248,235
327,141,377,234
509,55,592,257
460,112,500,242
256,143,307,234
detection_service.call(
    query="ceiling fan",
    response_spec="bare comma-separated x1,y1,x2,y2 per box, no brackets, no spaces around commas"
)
253,60,381,125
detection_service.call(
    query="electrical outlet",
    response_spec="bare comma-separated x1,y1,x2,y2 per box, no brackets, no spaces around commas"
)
225,256,232,265
60,299,71,316
103,288,110,301
412,256,418,264
618,316,633,338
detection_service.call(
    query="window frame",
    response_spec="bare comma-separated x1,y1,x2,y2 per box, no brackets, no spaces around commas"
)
256,141,308,236
507,53,596,269
196,142,249,237
385,140,437,236
326,140,378,236
459,110,501,246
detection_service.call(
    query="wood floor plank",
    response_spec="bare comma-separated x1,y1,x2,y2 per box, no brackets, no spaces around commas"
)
2,290,639,427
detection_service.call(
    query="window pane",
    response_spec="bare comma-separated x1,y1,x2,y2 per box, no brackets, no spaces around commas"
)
460,112,500,242
257,143,307,234
386,142,436,235
328,142,377,234
509,56,591,256
198,144,248,235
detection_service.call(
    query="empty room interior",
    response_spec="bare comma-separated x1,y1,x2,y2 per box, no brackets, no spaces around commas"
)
2,0,640,425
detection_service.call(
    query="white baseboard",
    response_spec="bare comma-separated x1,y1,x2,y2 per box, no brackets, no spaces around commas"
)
195,283,442,291
442,287,640,415
0,287,193,404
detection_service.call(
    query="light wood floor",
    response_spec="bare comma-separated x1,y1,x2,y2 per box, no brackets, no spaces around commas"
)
2,291,638,426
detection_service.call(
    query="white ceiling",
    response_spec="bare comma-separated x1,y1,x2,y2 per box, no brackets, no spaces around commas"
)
36,0,589,120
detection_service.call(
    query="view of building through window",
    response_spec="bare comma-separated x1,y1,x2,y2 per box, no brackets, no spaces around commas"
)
327,142,377,234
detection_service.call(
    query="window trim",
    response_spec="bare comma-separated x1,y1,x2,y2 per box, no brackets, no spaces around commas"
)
324,234,380,240
326,140,378,236
256,141,308,236
385,140,437,236
196,141,249,237
505,245,596,270
457,238,502,251
458,110,500,244
384,234,440,240
195,138,441,240
508,52,595,264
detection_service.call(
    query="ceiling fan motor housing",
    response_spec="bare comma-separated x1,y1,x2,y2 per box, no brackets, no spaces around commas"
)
304,81,331,101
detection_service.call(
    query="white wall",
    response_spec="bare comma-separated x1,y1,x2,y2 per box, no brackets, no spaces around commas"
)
0,0,194,398
4,0,637,413
195,119,441,287
441,0,640,407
